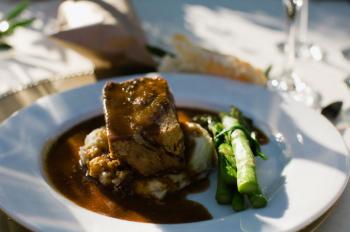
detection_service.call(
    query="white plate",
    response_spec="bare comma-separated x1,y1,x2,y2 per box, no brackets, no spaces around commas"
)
0,73,348,232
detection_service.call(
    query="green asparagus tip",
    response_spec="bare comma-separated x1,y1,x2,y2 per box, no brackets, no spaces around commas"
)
229,106,242,119
248,193,267,208
232,192,245,212
216,194,233,205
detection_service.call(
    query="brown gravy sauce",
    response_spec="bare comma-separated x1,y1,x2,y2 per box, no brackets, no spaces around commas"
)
44,107,268,224
45,108,213,224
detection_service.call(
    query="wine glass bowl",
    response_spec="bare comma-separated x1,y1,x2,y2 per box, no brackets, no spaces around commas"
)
278,0,325,61
269,0,320,108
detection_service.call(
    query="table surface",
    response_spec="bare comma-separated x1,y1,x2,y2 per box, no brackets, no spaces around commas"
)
1,0,350,231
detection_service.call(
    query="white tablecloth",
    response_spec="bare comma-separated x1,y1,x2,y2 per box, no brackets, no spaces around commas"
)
0,1,94,98
1,0,350,231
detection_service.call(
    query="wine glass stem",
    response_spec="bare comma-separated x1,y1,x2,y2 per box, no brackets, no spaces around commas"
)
286,19,296,73
285,0,302,74
299,0,308,45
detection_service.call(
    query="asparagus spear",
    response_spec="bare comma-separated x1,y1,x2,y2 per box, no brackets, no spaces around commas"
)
230,106,268,160
206,119,238,184
194,110,267,209
193,115,235,204
232,189,245,212
215,152,233,204
248,191,267,208
223,107,268,196
230,129,259,194
206,118,235,204
216,145,246,210
218,143,236,185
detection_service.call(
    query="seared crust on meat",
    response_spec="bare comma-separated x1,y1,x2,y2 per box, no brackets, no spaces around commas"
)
103,77,185,176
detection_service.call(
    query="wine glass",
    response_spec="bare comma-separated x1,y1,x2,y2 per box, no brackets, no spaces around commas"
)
269,0,320,108
297,0,324,61
278,0,325,61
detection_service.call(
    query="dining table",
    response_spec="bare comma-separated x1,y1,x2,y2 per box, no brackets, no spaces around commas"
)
0,0,349,231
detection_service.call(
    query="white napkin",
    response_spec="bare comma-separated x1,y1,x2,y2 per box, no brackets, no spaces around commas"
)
52,0,155,69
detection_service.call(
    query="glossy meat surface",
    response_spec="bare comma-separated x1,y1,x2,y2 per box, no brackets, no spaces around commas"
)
103,77,185,176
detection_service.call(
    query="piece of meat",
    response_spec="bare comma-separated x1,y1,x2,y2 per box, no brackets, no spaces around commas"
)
132,121,216,199
103,77,185,176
